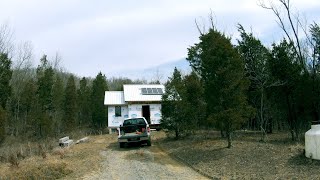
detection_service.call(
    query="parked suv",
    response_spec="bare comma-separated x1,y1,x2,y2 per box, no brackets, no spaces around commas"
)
118,117,151,148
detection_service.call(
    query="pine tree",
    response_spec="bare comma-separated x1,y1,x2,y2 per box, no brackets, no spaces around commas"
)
237,24,273,141
187,27,253,148
64,75,77,131
268,39,306,141
52,75,64,134
161,67,185,138
20,78,37,136
0,53,12,142
0,107,6,143
91,72,108,130
36,55,55,137
183,71,206,129
78,77,91,127
0,53,12,109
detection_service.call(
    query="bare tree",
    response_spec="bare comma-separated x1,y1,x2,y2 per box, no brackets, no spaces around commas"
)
52,52,63,71
10,41,34,135
259,0,320,123
14,41,33,69
258,0,305,68
150,69,163,84
0,22,14,55
237,25,284,141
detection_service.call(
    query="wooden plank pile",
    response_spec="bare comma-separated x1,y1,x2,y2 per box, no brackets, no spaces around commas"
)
59,136,74,147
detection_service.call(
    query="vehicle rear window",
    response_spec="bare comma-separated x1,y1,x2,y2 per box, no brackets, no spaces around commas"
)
123,118,146,125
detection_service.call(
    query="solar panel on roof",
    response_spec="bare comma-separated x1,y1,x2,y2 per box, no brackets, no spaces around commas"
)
147,88,152,94
141,87,164,95
157,88,163,94
152,88,157,94
141,88,147,94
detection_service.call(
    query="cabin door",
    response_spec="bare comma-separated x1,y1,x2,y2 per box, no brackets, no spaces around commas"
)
142,105,150,124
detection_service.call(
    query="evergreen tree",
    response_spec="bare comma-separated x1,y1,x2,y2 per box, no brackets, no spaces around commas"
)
91,72,108,129
162,69,205,138
237,25,274,141
20,78,37,136
187,27,253,148
0,53,12,142
0,53,12,109
183,71,206,129
52,75,64,134
36,55,55,137
78,77,91,127
64,75,77,131
268,39,307,141
310,23,320,123
161,68,186,138
0,107,6,143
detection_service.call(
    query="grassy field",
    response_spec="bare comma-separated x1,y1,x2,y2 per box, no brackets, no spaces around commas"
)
0,133,117,179
0,130,319,179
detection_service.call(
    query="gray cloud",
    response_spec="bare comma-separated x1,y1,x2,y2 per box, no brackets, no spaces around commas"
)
0,0,319,78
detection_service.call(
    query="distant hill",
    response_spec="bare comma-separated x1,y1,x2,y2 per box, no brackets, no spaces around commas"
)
107,58,191,82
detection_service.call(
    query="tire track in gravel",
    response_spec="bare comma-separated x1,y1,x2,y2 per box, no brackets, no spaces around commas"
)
83,141,208,180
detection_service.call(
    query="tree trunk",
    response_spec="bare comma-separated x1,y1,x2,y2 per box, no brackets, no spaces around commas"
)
260,88,266,142
285,93,296,141
175,127,179,139
290,130,296,141
312,48,319,123
226,131,232,148
220,130,226,138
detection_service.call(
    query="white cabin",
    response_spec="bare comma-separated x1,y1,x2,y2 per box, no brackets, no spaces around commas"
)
104,84,164,129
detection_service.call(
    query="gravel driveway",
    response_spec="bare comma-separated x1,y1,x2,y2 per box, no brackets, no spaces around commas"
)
82,135,207,180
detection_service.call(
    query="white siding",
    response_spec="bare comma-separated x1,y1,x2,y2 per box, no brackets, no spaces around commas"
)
127,104,161,125
128,104,142,118
150,104,162,125
108,105,128,127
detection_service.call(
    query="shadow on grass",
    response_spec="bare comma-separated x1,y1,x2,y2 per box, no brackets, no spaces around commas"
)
169,147,228,164
287,152,320,167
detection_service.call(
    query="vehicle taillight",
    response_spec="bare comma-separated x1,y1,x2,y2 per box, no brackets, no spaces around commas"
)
142,128,145,132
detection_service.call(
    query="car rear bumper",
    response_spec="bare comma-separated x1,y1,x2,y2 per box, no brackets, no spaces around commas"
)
118,135,149,143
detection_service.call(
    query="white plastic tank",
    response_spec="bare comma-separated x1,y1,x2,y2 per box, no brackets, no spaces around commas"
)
305,124,320,159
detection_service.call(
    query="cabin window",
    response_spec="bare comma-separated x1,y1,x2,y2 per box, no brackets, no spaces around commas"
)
115,106,121,117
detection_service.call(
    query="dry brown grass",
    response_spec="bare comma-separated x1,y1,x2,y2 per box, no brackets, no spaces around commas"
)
0,134,116,179
0,154,72,179
156,130,320,179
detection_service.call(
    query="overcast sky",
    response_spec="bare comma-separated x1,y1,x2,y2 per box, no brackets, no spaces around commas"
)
1,0,320,78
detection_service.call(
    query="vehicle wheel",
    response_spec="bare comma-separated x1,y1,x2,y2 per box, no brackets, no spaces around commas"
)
119,142,124,148
146,139,151,146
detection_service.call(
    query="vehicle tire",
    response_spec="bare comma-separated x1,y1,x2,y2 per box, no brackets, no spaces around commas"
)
119,142,124,148
146,139,151,146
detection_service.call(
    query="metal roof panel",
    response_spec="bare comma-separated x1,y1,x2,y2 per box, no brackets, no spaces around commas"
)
123,84,164,102
104,91,126,105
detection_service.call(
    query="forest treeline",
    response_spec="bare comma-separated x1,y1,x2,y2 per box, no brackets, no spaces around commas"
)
0,0,319,149
0,24,160,143
161,0,320,147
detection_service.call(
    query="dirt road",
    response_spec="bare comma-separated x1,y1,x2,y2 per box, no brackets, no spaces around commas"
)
82,135,207,180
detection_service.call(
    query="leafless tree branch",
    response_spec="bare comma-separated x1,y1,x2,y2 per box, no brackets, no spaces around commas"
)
0,22,14,55
259,0,305,69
